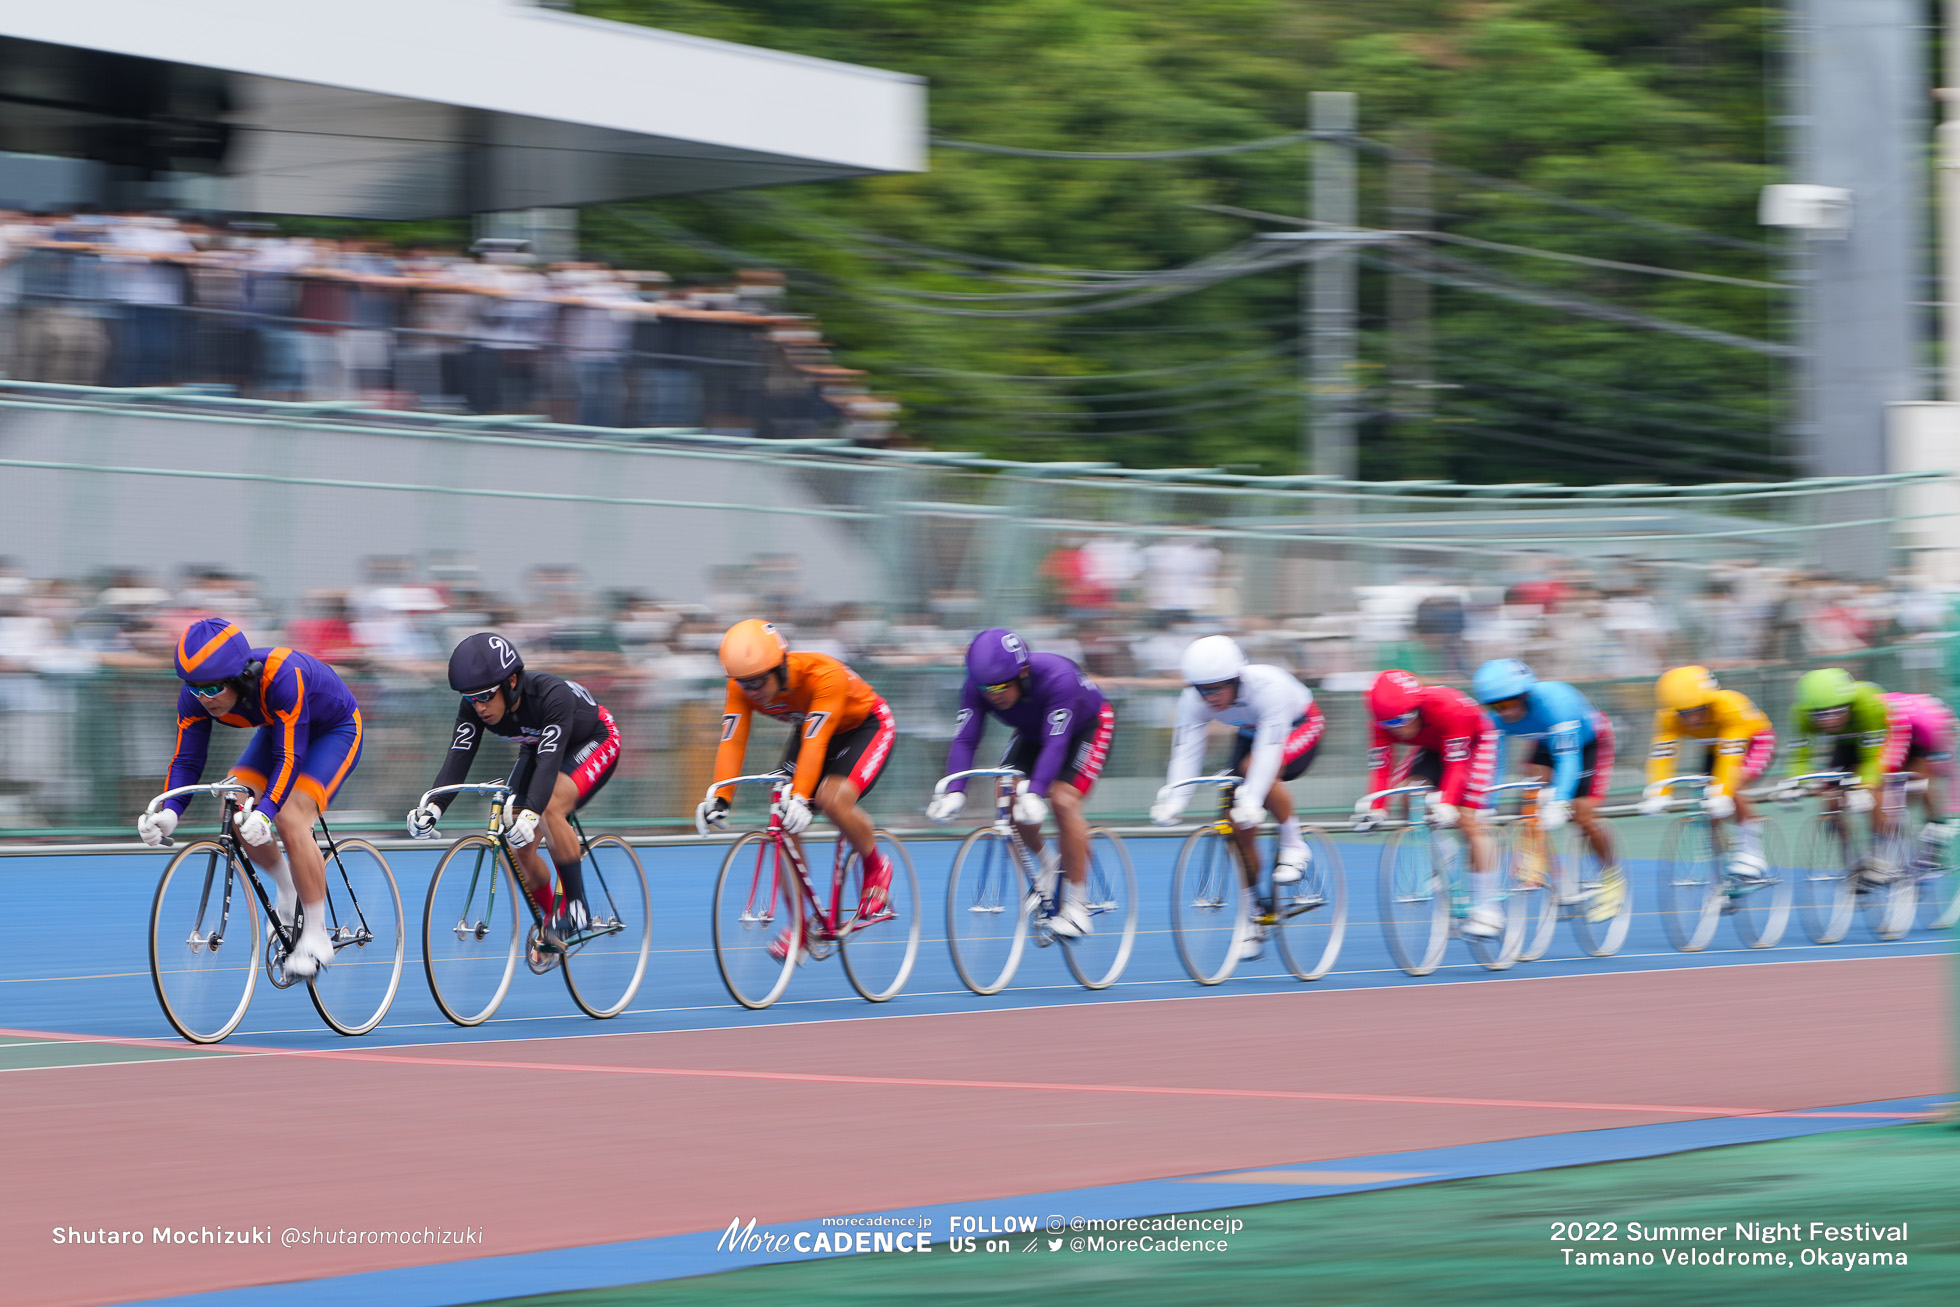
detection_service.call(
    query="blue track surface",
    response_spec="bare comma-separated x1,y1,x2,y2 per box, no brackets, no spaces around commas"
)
4,835,1945,1048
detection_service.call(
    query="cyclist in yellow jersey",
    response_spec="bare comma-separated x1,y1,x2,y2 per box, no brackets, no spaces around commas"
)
1639,665,1777,879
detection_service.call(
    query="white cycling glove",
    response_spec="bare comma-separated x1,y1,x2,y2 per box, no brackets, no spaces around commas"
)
1702,792,1736,820
1150,786,1185,827
695,796,730,836
235,806,275,847
1537,792,1571,832
780,794,813,835
406,803,442,839
1425,794,1459,829
506,809,541,849
1844,788,1875,815
926,790,966,824
1013,788,1048,827
1637,792,1671,817
137,808,177,847
1229,798,1265,829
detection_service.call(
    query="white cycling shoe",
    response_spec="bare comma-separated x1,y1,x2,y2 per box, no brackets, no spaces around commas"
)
284,928,335,978
1272,846,1309,885
1048,893,1092,939
1237,925,1268,961
1460,904,1506,938
1727,852,1768,883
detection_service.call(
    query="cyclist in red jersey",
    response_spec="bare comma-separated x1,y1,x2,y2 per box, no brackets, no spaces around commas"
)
1360,669,1505,937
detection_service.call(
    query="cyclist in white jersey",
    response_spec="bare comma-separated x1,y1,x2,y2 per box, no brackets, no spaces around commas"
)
1151,637,1326,958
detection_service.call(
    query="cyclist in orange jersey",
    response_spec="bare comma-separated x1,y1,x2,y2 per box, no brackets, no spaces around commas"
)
697,620,898,921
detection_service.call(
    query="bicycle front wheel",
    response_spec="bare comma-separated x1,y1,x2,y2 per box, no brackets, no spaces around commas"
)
1170,825,1248,985
422,834,522,1027
1796,814,1857,944
307,838,404,1036
1921,829,1960,931
1062,828,1139,990
562,835,652,1019
1274,826,1347,982
1378,827,1448,977
944,827,1030,995
150,840,261,1044
1507,822,1559,964
1729,823,1791,949
713,832,801,1010
1862,823,1915,942
1658,816,1723,952
1565,829,1631,958
840,831,921,1003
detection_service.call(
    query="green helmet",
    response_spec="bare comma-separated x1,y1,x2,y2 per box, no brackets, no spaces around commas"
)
1794,667,1858,717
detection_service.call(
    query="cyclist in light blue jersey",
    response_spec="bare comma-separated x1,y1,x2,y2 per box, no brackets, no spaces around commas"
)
1472,659,1624,921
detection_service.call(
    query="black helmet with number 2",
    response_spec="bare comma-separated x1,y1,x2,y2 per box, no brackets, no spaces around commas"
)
448,632,525,695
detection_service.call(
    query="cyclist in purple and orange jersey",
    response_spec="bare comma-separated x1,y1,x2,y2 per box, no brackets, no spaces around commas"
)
139,618,365,977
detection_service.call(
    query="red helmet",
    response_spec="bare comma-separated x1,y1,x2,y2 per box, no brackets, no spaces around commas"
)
1368,669,1424,724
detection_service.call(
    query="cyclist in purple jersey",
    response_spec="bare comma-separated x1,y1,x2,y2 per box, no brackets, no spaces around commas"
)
929,629,1116,937
139,617,365,977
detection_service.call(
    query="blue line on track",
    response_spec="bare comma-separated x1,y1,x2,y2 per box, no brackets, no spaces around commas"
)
121,1094,1945,1307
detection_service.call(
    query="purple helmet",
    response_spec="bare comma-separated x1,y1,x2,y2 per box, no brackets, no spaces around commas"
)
966,628,1030,687
175,617,252,683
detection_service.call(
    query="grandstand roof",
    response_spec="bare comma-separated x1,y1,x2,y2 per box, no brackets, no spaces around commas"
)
0,0,924,219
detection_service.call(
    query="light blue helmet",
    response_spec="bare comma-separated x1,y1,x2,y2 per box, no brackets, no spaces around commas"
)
1472,658,1538,705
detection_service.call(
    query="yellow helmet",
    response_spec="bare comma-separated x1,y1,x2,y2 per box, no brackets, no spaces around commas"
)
719,619,788,680
1656,665,1719,713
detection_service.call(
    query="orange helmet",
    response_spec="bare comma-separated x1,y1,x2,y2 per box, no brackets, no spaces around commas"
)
720,619,788,680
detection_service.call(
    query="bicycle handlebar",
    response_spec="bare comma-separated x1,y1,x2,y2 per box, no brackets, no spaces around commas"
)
414,781,514,811
701,772,795,805
145,780,253,817
1160,773,1241,794
1642,773,1715,799
931,767,1026,796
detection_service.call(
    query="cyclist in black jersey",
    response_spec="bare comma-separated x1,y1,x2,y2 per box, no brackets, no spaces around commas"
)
408,633,623,949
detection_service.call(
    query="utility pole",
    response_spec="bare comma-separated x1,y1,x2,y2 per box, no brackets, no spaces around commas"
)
1388,129,1435,474
1309,91,1358,479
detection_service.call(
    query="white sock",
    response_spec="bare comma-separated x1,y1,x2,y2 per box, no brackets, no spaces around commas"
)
1278,817,1305,855
1740,819,1764,859
268,856,296,920
300,899,328,941
1471,870,1497,904
1062,878,1086,905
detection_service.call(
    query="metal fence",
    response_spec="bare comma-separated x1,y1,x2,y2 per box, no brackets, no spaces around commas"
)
0,385,1951,836
2,639,1950,839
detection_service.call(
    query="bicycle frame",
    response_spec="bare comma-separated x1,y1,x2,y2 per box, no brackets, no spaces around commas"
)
414,781,620,947
707,772,875,946
933,767,1055,912
1161,773,1259,882
147,779,376,959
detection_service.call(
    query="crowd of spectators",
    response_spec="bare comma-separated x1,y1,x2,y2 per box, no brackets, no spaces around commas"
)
0,211,897,441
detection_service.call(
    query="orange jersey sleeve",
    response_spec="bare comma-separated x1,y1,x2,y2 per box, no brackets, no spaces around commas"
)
710,681,755,801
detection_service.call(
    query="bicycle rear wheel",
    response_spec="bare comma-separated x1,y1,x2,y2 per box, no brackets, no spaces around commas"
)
1658,816,1723,952
422,834,522,1027
1728,822,1791,949
1507,823,1559,964
1460,836,1524,973
1062,828,1139,990
840,831,921,1002
1796,814,1857,944
150,840,261,1044
1565,830,1631,958
307,838,404,1036
713,832,801,1010
1273,826,1346,981
944,828,1030,996
1170,826,1248,985
562,836,652,1019
1378,827,1448,977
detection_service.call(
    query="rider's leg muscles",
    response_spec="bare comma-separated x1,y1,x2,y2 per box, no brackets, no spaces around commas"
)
268,790,327,931
540,771,586,912
816,774,876,859
1048,781,1089,885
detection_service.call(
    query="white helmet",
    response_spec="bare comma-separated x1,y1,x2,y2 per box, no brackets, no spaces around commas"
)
1181,635,1248,686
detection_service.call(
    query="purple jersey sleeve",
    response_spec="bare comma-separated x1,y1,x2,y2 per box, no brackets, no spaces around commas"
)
163,686,214,815
942,679,991,793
